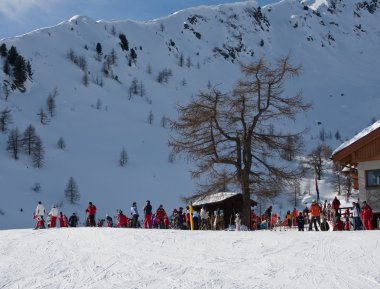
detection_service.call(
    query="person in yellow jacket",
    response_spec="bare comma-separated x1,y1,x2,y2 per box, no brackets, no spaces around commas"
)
308,199,321,231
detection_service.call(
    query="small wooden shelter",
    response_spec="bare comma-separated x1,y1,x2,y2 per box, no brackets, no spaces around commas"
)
192,192,257,228
331,120,380,217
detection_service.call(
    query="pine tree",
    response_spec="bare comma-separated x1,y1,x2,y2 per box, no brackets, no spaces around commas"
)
111,25,116,36
0,108,12,132
22,124,37,155
96,42,102,55
147,110,154,124
26,60,33,80
37,108,48,125
334,129,341,141
2,82,11,101
3,59,10,75
161,116,168,128
146,64,152,75
31,135,44,168
119,33,129,51
47,94,56,117
129,78,139,96
110,48,117,65
82,70,89,86
6,127,21,160
129,48,137,63
65,177,80,204
186,56,192,68
7,46,18,65
57,137,66,150
178,52,184,67
96,98,102,110
12,54,27,91
32,182,41,193
139,82,146,97
0,43,7,57
119,148,128,167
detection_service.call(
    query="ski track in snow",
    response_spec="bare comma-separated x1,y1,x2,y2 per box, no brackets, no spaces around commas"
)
0,229,380,289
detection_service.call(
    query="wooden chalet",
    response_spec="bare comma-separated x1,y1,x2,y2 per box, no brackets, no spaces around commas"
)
192,192,257,229
331,120,380,218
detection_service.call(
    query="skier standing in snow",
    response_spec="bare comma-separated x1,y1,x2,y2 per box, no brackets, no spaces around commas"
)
171,209,179,229
143,200,152,229
68,212,78,227
48,204,59,228
361,201,373,230
343,208,351,231
105,214,113,227
85,202,97,227
35,201,45,218
178,207,185,229
200,206,209,230
320,216,330,231
116,210,128,227
308,199,321,231
59,212,68,227
265,206,272,230
352,201,362,230
131,202,139,228
34,215,46,229
332,196,341,219
292,208,298,227
296,212,305,231
326,202,333,221
235,213,242,231
156,204,167,229
286,210,293,228
303,206,310,225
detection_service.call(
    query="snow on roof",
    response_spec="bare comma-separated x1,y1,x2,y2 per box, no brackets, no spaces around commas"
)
332,120,380,156
192,192,240,207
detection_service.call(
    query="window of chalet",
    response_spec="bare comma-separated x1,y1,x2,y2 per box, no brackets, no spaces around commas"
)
365,169,380,187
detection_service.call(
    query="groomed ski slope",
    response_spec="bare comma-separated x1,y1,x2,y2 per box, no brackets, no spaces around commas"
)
0,228,379,289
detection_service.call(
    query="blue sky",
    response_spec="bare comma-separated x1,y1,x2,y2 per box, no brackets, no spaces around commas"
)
0,0,273,40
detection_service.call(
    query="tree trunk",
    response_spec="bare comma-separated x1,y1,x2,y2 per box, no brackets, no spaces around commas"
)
241,179,251,228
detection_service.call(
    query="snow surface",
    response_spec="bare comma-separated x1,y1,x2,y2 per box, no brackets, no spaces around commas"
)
0,228,379,289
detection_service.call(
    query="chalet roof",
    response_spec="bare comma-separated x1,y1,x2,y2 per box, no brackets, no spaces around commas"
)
192,192,240,207
331,120,380,162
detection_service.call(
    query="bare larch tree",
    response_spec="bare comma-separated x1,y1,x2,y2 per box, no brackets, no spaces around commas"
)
169,56,310,226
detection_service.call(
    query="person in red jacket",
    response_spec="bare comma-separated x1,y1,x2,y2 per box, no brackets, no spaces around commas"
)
163,215,170,229
58,212,68,227
361,201,373,230
292,208,298,226
86,202,97,227
156,204,166,229
34,215,46,229
343,208,350,231
116,210,128,228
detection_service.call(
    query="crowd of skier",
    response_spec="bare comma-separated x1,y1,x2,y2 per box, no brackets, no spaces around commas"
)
33,197,377,231
34,200,213,230
256,197,376,231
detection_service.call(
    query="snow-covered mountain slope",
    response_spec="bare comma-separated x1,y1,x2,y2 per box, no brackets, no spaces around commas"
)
0,0,380,229
1,228,379,289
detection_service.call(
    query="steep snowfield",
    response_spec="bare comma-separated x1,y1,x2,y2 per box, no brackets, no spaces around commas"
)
0,228,379,289
0,0,380,229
